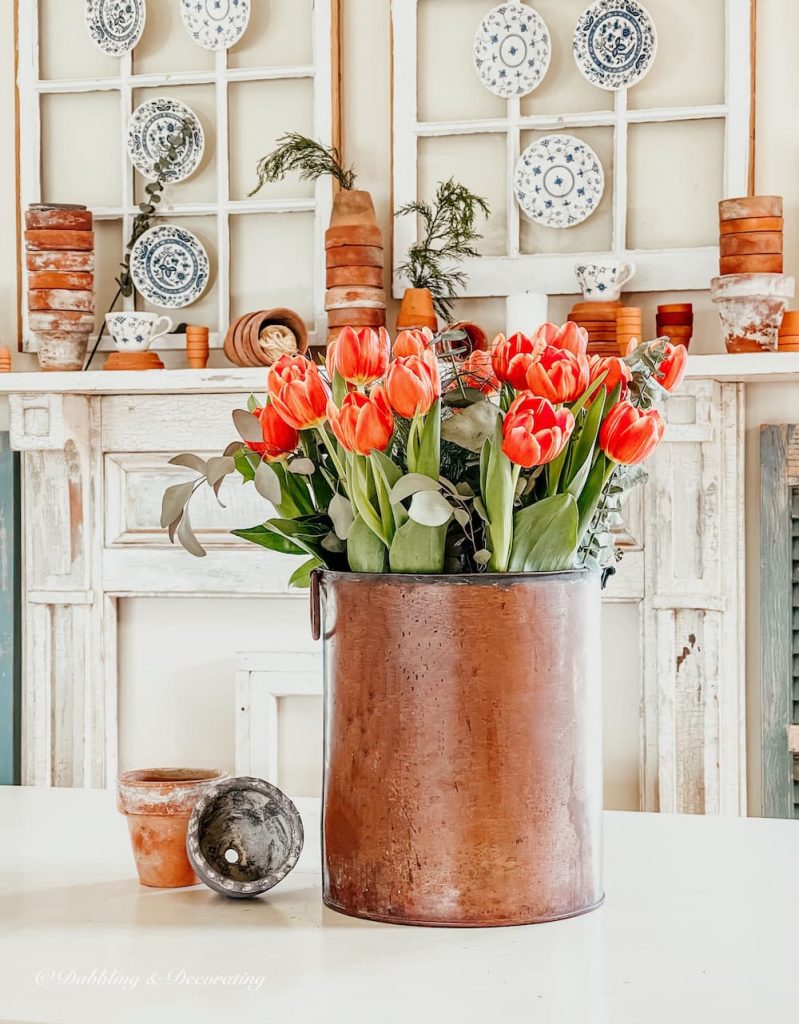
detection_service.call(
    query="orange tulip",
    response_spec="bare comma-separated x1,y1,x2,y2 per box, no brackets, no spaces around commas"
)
385,350,441,418
327,387,394,456
393,329,432,358
246,403,300,461
458,349,499,395
589,355,632,398
491,332,546,389
501,394,575,469
267,354,331,430
525,346,590,404
599,401,665,465
329,326,390,385
534,321,589,357
656,341,687,392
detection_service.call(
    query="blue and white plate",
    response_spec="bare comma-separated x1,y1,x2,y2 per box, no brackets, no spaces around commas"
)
573,0,657,91
127,98,205,183
180,0,251,51
85,0,146,57
473,3,551,99
514,134,605,229
130,225,210,309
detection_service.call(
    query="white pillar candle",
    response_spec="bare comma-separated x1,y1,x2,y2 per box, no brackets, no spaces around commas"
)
505,293,549,336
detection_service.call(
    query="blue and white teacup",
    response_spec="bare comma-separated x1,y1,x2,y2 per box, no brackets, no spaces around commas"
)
574,260,637,302
105,312,173,352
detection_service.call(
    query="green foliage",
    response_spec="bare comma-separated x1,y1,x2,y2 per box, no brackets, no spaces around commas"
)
509,494,580,573
396,178,490,320
250,132,356,194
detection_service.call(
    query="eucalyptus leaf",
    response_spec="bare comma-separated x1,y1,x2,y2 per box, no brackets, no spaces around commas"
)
205,456,235,487
473,495,489,523
322,531,347,554
473,548,492,566
389,473,441,505
328,493,355,540
177,508,206,558
288,458,316,476
455,481,474,497
160,481,195,529
232,408,264,445
408,490,454,528
167,510,183,544
223,441,245,458
254,460,282,505
441,400,500,453
169,453,207,474
453,508,471,529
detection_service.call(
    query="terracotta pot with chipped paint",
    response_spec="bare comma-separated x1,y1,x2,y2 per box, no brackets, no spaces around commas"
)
117,768,227,888
34,331,90,371
312,569,603,927
711,273,795,353
397,287,438,332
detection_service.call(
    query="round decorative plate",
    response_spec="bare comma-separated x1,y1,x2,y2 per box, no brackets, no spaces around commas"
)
127,98,205,183
514,134,605,229
85,0,146,56
473,3,551,98
180,0,251,51
573,0,657,91
130,225,210,309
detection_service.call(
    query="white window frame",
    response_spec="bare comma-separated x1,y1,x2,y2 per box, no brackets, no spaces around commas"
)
391,0,753,297
17,0,340,351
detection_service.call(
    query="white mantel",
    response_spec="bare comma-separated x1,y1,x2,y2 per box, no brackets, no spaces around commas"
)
0,355,772,815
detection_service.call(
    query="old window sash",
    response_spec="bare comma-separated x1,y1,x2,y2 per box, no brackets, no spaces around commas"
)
391,0,753,298
16,0,339,351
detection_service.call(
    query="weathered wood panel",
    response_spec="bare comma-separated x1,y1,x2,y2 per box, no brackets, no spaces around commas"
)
760,426,796,818
0,435,20,785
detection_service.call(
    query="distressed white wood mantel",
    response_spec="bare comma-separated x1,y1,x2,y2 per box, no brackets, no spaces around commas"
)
0,353,775,812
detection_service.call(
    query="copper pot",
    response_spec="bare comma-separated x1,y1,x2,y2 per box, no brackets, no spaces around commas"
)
312,570,603,927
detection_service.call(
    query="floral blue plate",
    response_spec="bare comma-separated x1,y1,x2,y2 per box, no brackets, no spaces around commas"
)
473,2,551,99
127,98,205,183
573,0,657,91
180,0,251,51
130,225,210,309
514,134,605,229
85,0,146,57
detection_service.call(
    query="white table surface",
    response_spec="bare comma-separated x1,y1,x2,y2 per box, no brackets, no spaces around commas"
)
0,787,796,1024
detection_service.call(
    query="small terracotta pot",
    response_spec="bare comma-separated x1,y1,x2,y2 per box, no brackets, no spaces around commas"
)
711,272,795,353
28,271,94,291
25,203,93,231
29,289,95,313
326,245,384,269
26,250,95,273
117,768,226,887
35,331,89,371
24,229,94,252
720,216,783,236
329,189,378,228
446,321,488,353
780,310,799,333
719,231,783,257
397,287,438,331
326,265,383,289
327,307,386,328
0,346,11,372
720,253,784,275
719,195,783,221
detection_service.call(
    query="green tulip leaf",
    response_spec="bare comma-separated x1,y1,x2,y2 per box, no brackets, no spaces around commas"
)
509,493,579,572
347,514,389,573
231,524,306,556
289,557,324,589
388,519,447,574
441,400,500,453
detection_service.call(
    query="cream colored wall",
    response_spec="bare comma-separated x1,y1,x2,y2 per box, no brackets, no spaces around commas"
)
1,0,798,813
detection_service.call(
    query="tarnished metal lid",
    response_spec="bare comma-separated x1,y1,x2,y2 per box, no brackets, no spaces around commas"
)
186,777,304,899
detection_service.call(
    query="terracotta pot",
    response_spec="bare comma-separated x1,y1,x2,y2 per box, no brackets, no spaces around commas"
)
657,311,694,326
719,231,783,257
329,189,378,228
34,331,89,371
780,310,799,333
28,271,94,291
326,265,383,289
327,307,386,328
117,768,226,887
719,216,783,236
0,346,11,372
719,195,783,221
325,224,383,249
446,321,488,353
313,569,603,927
25,205,93,231
26,250,95,273
24,229,95,252
397,287,438,332
711,273,795,353
720,254,783,275
325,285,387,310
326,245,384,269
29,289,95,313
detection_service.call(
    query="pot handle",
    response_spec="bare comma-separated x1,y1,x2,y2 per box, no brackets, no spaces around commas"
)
310,568,322,641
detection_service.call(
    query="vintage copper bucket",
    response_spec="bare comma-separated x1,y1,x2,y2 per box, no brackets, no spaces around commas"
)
311,569,603,927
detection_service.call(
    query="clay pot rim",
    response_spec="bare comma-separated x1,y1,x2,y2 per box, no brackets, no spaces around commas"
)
118,768,225,787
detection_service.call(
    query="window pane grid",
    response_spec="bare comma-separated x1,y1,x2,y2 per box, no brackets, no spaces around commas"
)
19,0,335,353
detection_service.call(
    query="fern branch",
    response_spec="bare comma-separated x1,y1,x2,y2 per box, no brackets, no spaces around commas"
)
250,133,356,195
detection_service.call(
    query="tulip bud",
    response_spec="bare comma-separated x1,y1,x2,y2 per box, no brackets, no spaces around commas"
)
385,350,441,418
491,332,546,389
656,341,687,392
246,403,300,461
327,388,395,456
501,394,575,469
267,355,331,430
525,346,590,404
599,401,665,465
331,326,391,386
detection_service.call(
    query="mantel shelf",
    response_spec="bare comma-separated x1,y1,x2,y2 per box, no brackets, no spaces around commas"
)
0,354,799,397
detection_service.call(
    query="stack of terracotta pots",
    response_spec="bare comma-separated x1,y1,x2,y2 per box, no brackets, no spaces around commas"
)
186,325,210,369
719,196,783,275
326,190,386,345
656,303,693,348
778,311,799,352
568,300,620,356
223,309,307,366
25,204,95,371
0,348,11,373
615,307,642,356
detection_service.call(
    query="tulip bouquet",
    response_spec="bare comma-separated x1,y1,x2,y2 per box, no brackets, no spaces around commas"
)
163,323,686,585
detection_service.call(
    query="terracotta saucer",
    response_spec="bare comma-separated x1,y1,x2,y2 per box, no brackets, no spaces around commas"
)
105,350,164,371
